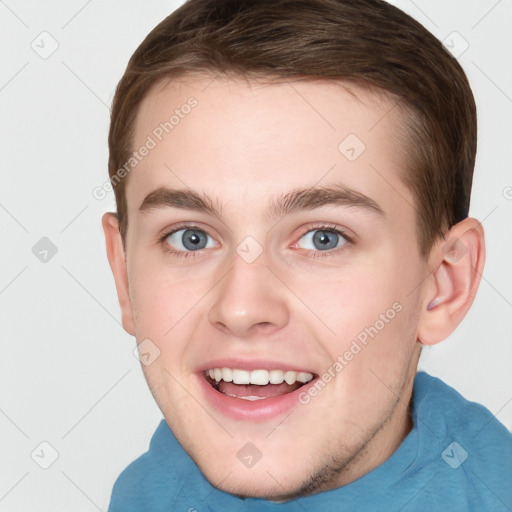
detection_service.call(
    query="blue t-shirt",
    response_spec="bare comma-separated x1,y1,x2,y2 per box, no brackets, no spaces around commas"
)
108,371,512,511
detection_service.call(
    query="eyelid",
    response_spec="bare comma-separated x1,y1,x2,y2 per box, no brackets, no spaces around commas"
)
158,224,217,259
158,222,353,243
289,223,353,261
158,221,354,258
157,221,216,241
294,222,354,244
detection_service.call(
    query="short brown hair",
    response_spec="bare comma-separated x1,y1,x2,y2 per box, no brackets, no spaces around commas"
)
108,0,477,256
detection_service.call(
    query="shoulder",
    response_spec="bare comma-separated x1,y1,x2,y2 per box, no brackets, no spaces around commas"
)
411,372,512,509
414,371,511,444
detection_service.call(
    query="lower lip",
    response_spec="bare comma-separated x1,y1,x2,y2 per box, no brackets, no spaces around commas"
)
196,372,317,422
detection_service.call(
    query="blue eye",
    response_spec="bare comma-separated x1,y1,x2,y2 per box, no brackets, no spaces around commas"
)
160,223,352,259
163,227,215,256
297,227,349,253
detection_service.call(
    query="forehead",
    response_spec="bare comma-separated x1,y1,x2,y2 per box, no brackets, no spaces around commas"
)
127,74,412,222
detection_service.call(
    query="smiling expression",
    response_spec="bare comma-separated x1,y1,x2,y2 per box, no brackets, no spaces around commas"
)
111,74,429,500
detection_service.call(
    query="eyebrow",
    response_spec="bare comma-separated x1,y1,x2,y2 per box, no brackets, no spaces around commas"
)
139,183,385,220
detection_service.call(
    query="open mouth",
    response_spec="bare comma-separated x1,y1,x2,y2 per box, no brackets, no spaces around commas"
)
204,368,317,401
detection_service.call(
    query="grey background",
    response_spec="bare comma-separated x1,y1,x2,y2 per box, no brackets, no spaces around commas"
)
0,0,511,510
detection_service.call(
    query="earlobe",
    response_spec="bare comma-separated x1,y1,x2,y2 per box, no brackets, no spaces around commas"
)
417,218,485,346
102,212,136,336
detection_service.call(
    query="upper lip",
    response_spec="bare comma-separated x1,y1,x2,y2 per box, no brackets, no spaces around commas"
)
196,358,318,375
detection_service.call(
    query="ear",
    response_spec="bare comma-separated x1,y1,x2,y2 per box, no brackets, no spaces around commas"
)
417,217,485,345
102,212,135,336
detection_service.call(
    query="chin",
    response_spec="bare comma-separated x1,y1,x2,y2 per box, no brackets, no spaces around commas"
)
209,469,305,501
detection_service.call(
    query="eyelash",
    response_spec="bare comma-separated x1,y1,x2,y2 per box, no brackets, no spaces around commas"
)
158,223,353,259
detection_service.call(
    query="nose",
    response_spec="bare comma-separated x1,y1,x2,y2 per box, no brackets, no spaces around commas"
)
208,251,289,339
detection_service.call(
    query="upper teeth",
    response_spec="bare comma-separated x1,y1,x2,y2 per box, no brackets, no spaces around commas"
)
206,368,314,385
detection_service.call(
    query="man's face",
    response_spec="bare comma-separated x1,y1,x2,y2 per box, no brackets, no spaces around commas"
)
119,75,426,499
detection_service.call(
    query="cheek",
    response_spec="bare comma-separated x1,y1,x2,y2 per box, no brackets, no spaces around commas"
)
127,259,213,365
295,261,403,339
298,254,418,371
127,261,181,341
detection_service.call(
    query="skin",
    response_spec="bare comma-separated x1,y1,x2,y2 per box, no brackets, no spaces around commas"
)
103,75,485,501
